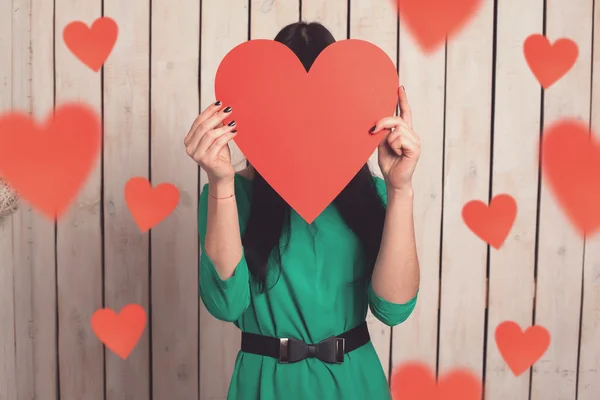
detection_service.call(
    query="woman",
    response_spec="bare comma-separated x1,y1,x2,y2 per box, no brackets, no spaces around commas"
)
185,22,421,400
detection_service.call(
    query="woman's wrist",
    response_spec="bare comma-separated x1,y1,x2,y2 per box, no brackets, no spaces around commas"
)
387,185,414,203
208,178,235,199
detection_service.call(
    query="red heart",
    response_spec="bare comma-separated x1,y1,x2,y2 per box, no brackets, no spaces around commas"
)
524,35,578,89
91,304,146,360
541,119,600,235
125,177,179,233
462,194,517,249
0,104,101,219
394,0,484,53
215,39,398,223
495,321,550,376
391,362,482,400
63,17,118,72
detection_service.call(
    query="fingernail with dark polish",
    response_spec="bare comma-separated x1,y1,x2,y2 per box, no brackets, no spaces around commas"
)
402,85,406,93
369,125,377,133
214,100,222,106
228,120,236,127
231,130,238,133
224,106,232,113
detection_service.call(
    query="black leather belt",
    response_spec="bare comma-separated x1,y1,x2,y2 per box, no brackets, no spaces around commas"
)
240,321,370,364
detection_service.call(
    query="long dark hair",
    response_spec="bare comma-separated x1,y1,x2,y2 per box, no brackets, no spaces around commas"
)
242,21,387,291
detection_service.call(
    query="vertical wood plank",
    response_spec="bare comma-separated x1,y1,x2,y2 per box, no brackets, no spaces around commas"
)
198,0,248,398
349,0,397,378
531,0,593,399
250,0,299,39
0,0,16,399
11,0,58,398
578,2,600,398
54,0,105,398
103,1,150,399
391,3,445,372
438,0,494,377
300,0,347,41
150,0,200,397
485,0,542,398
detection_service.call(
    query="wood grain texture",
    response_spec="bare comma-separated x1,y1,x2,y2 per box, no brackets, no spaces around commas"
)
437,0,494,377
11,0,58,399
530,0,593,399
103,0,151,399
199,0,249,398
301,0,347,41
349,0,398,378
577,2,600,398
54,0,105,398
0,1,16,398
150,0,200,398
391,4,445,372
484,0,542,398
250,0,300,39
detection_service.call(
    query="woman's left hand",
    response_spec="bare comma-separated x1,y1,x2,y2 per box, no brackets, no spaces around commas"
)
370,86,421,192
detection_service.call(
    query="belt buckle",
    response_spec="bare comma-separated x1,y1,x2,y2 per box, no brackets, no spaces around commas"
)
279,338,289,363
335,337,345,364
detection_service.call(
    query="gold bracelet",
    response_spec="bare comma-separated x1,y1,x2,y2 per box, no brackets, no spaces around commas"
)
208,192,235,200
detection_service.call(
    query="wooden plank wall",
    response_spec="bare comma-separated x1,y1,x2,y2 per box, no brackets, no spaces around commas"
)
0,0,599,399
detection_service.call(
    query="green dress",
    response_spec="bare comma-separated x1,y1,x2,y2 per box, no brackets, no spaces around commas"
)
198,173,418,400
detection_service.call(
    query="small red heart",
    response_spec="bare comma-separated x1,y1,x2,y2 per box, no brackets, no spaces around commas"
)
541,119,600,236
215,39,398,223
391,362,482,400
91,304,146,360
63,17,118,72
0,104,101,219
524,34,578,89
495,321,550,376
125,177,179,233
393,0,484,53
462,194,517,249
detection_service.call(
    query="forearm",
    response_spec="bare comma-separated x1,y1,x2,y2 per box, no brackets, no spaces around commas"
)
204,180,244,280
371,187,420,303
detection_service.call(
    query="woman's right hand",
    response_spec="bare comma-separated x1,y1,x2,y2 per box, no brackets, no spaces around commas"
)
184,101,237,185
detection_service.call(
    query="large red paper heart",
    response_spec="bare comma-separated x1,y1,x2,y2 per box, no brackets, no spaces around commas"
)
394,0,484,53
541,119,600,235
390,362,482,400
0,104,101,219
524,34,578,89
215,39,398,223
495,321,550,376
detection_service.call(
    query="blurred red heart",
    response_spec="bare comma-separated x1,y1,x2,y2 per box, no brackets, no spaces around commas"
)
215,39,398,223
393,0,484,53
0,104,101,219
391,362,482,400
541,119,600,236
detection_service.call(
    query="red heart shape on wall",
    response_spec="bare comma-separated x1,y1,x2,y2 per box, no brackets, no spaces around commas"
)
63,17,118,72
215,39,398,223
